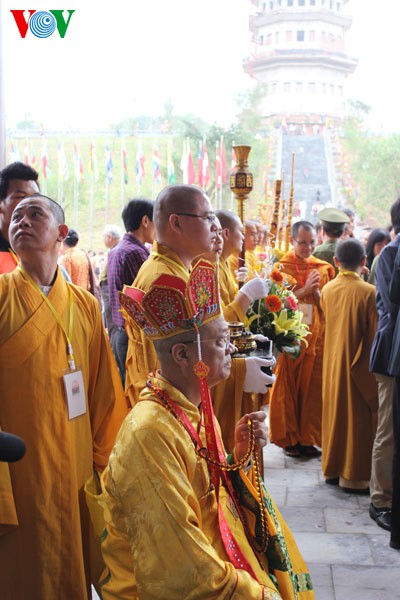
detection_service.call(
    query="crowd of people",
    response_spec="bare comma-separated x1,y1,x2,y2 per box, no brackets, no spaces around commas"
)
0,160,399,600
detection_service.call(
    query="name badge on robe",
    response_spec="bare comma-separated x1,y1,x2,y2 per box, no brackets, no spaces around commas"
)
298,303,313,325
63,369,87,419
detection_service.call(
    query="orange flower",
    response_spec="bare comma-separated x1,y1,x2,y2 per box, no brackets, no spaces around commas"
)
265,294,282,313
270,269,283,283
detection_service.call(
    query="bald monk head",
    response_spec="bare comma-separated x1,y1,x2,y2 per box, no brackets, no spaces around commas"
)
154,184,218,269
215,210,244,260
9,193,68,286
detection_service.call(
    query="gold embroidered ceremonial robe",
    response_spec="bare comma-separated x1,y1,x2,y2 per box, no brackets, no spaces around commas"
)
0,268,129,599
100,375,315,600
320,272,378,482
269,253,334,448
124,242,246,453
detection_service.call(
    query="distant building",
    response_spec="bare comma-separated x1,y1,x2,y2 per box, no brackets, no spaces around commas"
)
244,0,357,128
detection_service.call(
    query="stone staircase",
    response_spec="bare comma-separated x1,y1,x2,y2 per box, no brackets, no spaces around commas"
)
279,134,331,222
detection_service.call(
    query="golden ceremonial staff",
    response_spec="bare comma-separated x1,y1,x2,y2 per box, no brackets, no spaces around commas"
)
285,152,295,251
278,170,285,249
230,145,253,286
270,179,281,249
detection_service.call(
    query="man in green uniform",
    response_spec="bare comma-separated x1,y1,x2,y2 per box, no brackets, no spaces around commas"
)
313,207,349,274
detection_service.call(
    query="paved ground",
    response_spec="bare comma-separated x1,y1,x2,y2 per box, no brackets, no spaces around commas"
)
263,440,400,599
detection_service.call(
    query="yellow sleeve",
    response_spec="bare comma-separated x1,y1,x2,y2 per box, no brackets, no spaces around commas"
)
99,468,138,600
102,414,272,600
223,300,245,323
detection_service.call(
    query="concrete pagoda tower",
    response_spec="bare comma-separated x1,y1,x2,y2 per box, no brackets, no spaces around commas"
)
244,0,357,126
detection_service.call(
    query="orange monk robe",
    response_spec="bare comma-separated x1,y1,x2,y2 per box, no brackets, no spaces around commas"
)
269,253,335,448
0,251,18,274
124,242,246,452
0,268,129,599
320,272,378,482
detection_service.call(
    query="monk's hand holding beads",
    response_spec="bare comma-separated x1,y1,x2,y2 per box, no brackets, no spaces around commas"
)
234,411,268,462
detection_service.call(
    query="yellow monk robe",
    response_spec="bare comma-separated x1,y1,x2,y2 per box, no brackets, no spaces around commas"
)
218,256,239,309
100,375,315,600
228,249,261,282
269,253,335,448
320,272,378,482
124,242,246,453
0,268,129,600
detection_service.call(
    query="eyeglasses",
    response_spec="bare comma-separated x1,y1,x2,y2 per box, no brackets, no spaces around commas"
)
182,331,231,350
294,239,316,248
175,212,217,224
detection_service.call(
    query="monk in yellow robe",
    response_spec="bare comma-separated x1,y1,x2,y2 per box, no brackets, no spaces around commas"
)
100,263,314,599
124,186,273,454
228,219,262,282
321,238,378,492
0,194,129,599
269,221,335,457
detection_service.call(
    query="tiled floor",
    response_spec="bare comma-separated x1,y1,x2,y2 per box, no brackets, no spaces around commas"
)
263,441,400,599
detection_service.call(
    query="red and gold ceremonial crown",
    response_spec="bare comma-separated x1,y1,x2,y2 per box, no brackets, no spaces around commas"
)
119,259,221,340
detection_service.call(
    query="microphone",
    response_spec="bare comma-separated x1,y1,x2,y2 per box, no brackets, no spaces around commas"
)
0,431,26,462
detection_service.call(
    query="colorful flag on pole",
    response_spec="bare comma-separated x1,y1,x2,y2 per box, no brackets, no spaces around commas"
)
136,144,145,187
121,143,128,184
220,136,227,184
89,143,99,181
167,140,176,184
31,146,37,171
10,142,20,163
197,140,204,188
23,143,30,166
187,140,195,185
73,143,84,182
231,144,237,172
202,138,210,189
198,138,210,189
57,143,69,181
180,139,188,184
41,140,49,179
105,144,113,184
152,143,161,184
215,141,222,191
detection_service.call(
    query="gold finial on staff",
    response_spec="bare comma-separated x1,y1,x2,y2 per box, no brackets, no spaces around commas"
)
285,152,295,251
230,145,253,285
270,179,281,249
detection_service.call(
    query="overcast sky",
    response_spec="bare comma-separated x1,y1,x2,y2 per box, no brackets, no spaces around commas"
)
1,0,398,132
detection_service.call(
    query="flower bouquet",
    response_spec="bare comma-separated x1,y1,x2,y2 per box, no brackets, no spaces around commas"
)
245,269,310,359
